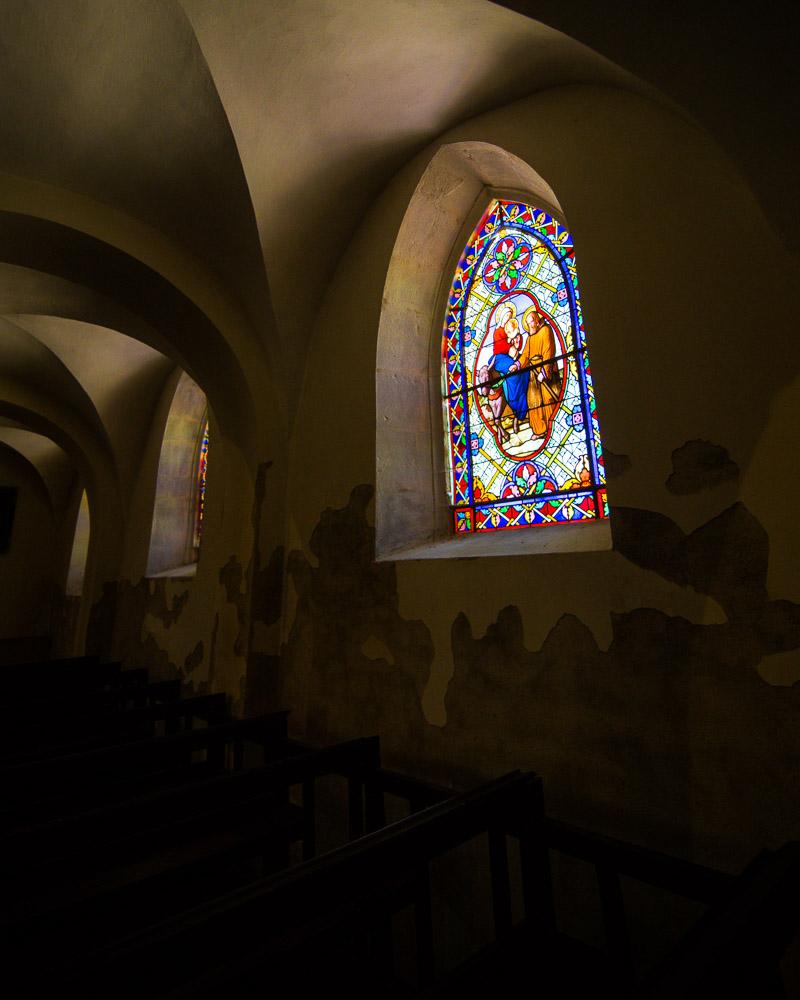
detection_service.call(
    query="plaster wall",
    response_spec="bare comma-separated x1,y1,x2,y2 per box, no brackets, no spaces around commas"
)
280,85,800,869
88,407,262,718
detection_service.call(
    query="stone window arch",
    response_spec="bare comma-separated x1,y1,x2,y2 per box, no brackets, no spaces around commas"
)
146,371,209,578
375,141,611,560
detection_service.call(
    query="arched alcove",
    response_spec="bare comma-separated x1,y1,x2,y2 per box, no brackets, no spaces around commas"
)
66,490,90,597
0,441,60,640
375,141,612,560
146,370,209,578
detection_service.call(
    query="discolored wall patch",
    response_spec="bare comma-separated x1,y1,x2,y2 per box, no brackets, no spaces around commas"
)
281,484,433,761
603,448,632,479
666,439,739,494
279,480,800,870
611,502,768,623
184,639,204,674
219,555,247,657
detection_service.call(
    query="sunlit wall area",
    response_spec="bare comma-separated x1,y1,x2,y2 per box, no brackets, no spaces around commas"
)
65,490,90,597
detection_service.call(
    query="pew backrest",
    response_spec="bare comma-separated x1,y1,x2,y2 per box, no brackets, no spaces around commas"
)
68,770,547,998
0,711,290,820
641,841,800,1000
0,691,227,765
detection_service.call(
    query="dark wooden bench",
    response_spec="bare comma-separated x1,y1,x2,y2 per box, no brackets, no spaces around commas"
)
0,654,100,675
640,841,800,999
541,816,736,991
0,663,156,740
52,770,553,998
356,773,748,993
3,737,384,973
0,658,137,698
0,711,290,825
0,690,224,764
440,820,797,999
0,635,52,665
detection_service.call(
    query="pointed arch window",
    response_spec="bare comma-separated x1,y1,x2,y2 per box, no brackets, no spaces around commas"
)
442,199,609,535
146,372,208,578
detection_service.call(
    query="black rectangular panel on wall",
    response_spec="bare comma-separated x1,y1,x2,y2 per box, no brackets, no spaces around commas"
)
0,487,17,553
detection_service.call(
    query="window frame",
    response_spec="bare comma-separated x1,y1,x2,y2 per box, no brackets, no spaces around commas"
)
437,190,609,542
374,156,612,562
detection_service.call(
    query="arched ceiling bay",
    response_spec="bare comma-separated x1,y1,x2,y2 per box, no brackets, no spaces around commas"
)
6,316,173,495
7,316,171,430
5,0,784,439
180,0,659,406
0,0,273,347
0,424,76,516
0,263,170,355
0,317,115,466
0,213,261,453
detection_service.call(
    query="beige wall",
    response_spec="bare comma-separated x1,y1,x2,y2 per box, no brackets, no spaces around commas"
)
278,85,800,868
2,46,796,877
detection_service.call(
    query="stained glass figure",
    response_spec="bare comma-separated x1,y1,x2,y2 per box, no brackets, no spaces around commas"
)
442,199,608,534
193,419,209,548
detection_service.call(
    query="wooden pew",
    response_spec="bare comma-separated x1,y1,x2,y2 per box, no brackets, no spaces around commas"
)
0,657,125,696
53,770,552,998
1,711,290,825
0,690,225,765
541,816,736,992
0,653,100,675
3,737,383,973
354,775,750,995
0,634,52,665
0,663,153,735
640,842,800,1000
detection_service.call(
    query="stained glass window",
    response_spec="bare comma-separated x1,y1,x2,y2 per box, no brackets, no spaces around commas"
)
193,418,209,548
442,199,608,534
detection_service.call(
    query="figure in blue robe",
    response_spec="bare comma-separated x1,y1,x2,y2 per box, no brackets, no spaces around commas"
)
490,352,530,429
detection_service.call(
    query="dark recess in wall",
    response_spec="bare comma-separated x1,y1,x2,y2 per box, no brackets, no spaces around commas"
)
0,486,17,553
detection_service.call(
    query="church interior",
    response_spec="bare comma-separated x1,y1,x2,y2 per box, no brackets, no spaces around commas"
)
1,0,799,994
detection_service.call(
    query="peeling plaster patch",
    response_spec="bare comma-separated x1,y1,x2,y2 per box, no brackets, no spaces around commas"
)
448,600,800,865
666,439,739,494
613,501,800,656
208,611,219,693
249,462,282,626
252,545,284,626
755,599,800,653
219,555,247,656
604,449,631,479
284,485,800,867
243,461,284,714
184,639,204,674
757,648,800,686
282,484,433,750
138,630,179,679
219,555,244,604
361,635,395,664
612,503,768,623
87,578,182,679
148,586,189,629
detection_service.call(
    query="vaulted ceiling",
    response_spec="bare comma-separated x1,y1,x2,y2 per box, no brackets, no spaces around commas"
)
0,0,794,503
